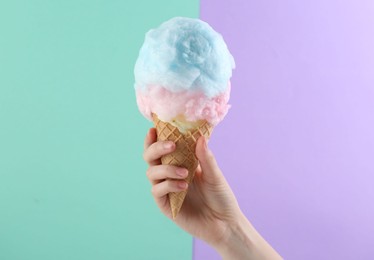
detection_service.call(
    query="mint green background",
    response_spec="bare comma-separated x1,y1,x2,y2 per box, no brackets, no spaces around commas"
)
0,1,198,259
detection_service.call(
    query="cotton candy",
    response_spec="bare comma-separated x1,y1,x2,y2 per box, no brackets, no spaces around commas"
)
134,17,235,128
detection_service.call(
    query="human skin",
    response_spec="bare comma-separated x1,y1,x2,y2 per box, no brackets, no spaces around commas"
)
143,128,283,259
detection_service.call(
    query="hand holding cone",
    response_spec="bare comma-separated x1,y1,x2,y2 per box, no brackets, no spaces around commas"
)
152,114,213,219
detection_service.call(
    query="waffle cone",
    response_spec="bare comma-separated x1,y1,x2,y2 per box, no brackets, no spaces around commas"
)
152,114,213,219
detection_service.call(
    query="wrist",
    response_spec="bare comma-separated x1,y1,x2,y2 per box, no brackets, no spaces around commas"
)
213,211,282,260
214,212,255,259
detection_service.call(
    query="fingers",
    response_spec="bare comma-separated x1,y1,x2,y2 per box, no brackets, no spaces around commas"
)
151,179,188,198
143,141,175,165
146,165,188,182
195,136,222,180
147,164,188,210
143,128,176,166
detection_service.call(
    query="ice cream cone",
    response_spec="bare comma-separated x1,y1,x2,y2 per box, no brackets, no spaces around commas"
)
152,113,213,219
135,18,234,219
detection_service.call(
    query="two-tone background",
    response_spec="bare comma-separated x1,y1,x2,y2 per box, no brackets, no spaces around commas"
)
1,0,373,259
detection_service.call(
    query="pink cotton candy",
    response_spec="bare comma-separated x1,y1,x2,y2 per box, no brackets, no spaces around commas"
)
136,83,231,126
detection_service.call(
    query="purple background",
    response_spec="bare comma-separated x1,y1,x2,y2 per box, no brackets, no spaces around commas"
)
195,1,374,259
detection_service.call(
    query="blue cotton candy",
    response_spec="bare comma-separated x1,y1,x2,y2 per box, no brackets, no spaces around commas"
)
134,17,235,98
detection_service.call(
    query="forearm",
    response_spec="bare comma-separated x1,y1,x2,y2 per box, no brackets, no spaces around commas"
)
215,212,282,260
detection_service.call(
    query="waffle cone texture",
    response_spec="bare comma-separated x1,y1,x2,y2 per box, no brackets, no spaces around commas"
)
152,114,213,219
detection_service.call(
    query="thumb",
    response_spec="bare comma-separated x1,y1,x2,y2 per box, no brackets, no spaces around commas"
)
195,136,222,181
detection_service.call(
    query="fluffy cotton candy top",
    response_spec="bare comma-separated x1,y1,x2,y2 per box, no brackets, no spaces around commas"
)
134,17,235,98
134,17,235,129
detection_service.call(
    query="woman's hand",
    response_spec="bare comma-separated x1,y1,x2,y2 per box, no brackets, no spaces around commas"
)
143,127,240,246
143,128,282,259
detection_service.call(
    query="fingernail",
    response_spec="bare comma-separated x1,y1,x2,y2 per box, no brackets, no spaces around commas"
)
163,142,173,149
178,182,188,189
176,168,188,177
